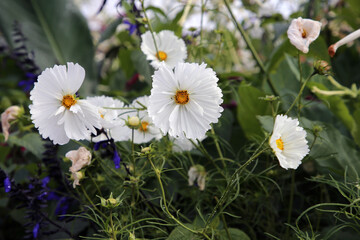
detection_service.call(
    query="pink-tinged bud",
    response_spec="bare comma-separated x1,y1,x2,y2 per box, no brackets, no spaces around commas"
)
1,106,21,141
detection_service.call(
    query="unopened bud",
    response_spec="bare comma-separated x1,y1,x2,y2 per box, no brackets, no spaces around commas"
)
141,147,151,153
128,116,140,128
314,60,331,75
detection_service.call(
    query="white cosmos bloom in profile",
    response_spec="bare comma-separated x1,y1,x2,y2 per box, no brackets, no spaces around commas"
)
148,62,223,140
269,115,309,170
171,134,206,153
86,96,126,142
287,17,322,53
140,30,187,69
111,96,162,144
30,63,101,145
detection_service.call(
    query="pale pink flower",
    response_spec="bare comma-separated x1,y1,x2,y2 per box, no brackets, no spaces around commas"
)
287,17,322,53
329,29,360,57
66,147,92,173
188,165,207,191
1,106,21,141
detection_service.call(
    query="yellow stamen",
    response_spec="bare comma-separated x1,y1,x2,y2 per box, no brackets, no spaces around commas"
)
100,114,104,119
139,121,149,132
156,51,167,61
62,95,77,109
174,90,189,105
276,138,284,150
302,29,307,38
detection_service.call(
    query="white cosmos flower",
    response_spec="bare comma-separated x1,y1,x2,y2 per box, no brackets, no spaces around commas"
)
140,30,187,69
86,96,126,142
287,17,322,53
148,62,223,140
29,63,101,145
111,96,163,144
171,134,206,153
269,115,309,170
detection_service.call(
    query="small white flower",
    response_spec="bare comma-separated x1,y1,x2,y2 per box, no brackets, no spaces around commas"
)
30,63,101,145
140,30,187,69
269,115,309,170
287,17,322,53
188,165,206,191
328,29,360,57
148,62,223,140
1,106,21,141
111,96,162,144
66,146,92,173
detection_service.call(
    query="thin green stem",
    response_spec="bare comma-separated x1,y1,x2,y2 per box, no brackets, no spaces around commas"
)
297,51,303,117
131,128,136,176
211,125,226,168
223,0,277,95
204,137,270,229
80,185,107,219
199,0,205,61
140,0,159,54
285,72,316,115
147,155,211,239
110,210,117,240
286,170,296,237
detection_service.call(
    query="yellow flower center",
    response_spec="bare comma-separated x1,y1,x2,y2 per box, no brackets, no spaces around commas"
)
276,138,284,150
302,29,307,38
62,94,77,109
156,51,167,61
174,90,189,105
100,114,104,119
139,121,149,132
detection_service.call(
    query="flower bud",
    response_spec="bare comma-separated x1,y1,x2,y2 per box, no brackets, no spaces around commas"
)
314,60,331,75
1,105,22,141
127,116,140,129
141,147,151,153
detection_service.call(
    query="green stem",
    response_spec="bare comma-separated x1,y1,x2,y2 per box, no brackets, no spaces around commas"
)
80,185,107,219
285,72,316,115
204,137,270,229
211,126,226,168
140,0,159,54
285,170,295,237
110,210,117,240
223,0,277,95
30,0,65,64
147,155,211,240
297,51,303,117
131,128,136,176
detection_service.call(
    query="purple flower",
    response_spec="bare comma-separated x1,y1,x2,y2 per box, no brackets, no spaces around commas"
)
123,19,137,35
4,177,11,193
113,150,121,169
41,176,50,187
33,223,40,238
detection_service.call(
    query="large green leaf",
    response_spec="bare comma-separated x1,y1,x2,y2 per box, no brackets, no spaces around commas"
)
236,82,272,140
167,224,201,240
0,0,96,94
217,228,251,240
8,133,45,159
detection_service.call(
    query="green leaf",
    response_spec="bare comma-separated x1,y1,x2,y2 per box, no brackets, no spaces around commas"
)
131,50,153,84
236,82,272,140
217,228,251,240
167,224,201,240
8,133,45,159
0,0,96,95
98,18,123,44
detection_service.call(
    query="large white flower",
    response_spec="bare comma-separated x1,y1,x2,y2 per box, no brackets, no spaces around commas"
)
30,63,101,145
287,17,322,53
140,30,187,69
269,115,309,170
111,96,163,144
148,62,223,140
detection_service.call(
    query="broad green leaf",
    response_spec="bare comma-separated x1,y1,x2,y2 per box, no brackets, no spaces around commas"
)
131,50,153,84
98,18,123,44
8,133,45,159
218,228,251,240
236,82,272,140
0,0,96,94
167,224,201,240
